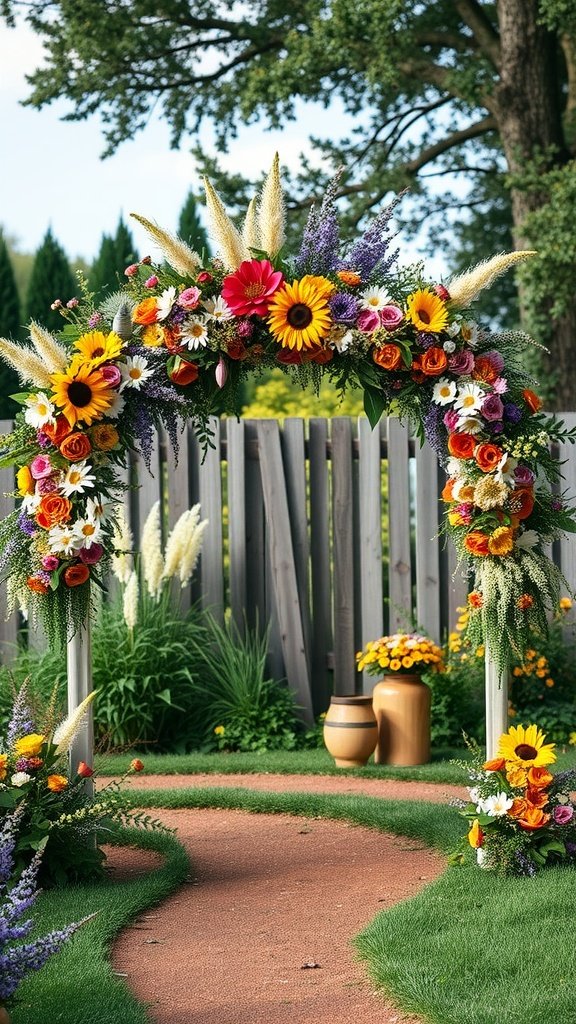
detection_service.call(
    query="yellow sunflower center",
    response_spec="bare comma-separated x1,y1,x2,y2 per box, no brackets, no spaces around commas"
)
287,303,314,329
68,381,94,407
515,743,538,760
416,307,430,324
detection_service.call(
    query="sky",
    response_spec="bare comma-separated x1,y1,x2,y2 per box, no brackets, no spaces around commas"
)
0,18,448,277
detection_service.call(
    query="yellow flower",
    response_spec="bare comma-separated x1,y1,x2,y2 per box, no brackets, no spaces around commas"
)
0,753,7,780
50,364,114,427
402,656,414,668
214,725,225,736
74,330,123,366
560,597,572,611
389,659,402,671
142,324,165,347
14,733,45,758
468,819,483,849
569,731,576,745
46,774,68,793
406,288,449,333
16,465,34,496
488,526,514,556
267,276,332,350
497,723,556,769
90,423,120,451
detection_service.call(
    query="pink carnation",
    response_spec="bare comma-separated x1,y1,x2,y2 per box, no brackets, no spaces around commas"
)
30,454,53,480
36,474,60,495
553,805,574,825
443,409,460,431
41,554,60,571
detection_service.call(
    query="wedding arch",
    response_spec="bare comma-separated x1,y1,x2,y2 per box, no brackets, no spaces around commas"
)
1,155,575,763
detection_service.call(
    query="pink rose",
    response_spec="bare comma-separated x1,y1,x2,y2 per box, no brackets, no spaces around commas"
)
78,543,104,565
514,464,536,486
553,805,574,825
30,454,53,480
443,410,460,431
357,308,381,333
379,305,404,331
448,350,475,375
178,286,201,310
144,276,159,289
480,394,504,422
41,554,60,571
100,364,122,388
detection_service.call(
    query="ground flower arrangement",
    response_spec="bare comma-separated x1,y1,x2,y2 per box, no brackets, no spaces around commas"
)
356,631,445,675
456,724,576,875
0,154,575,660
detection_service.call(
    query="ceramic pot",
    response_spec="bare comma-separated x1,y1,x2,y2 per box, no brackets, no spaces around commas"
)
371,673,431,765
323,695,378,767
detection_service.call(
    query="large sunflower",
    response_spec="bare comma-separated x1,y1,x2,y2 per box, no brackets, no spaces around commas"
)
267,276,332,350
50,365,114,427
74,330,123,366
406,288,449,333
497,723,556,768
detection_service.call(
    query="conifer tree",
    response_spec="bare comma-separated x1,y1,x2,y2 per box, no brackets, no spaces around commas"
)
88,233,118,299
25,229,76,333
113,216,138,271
0,232,22,418
177,191,210,257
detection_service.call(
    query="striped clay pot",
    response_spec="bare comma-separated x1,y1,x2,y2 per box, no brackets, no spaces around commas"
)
323,695,378,767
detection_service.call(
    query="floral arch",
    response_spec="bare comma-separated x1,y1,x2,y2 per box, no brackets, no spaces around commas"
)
1,155,575,758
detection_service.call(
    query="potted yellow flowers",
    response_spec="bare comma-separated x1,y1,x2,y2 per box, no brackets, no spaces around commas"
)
356,632,445,765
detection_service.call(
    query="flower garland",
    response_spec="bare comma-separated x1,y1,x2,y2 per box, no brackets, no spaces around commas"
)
0,155,575,656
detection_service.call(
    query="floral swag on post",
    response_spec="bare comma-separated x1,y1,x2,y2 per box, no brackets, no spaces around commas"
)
0,154,575,654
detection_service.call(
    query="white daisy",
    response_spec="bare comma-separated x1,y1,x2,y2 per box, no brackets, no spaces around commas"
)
156,286,177,322
74,517,102,548
202,296,234,322
494,453,518,485
104,391,125,419
181,316,209,350
452,478,474,500
21,492,41,514
454,382,484,414
85,496,114,523
460,320,479,348
24,392,55,429
358,286,391,312
120,355,155,390
482,792,514,817
48,523,82,555
432,378,457,406
61,461,96,497
11,772,31,787
456,414,483,435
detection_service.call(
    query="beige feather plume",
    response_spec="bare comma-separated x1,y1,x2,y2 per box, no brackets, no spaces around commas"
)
258,153,285,257
0,337,53,388
242,197,260,251
130,213,201,276
53,690,97,757
447,250,537,308
203,177,249,270
29,321,68,372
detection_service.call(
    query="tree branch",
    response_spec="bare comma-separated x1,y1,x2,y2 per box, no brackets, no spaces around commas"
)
453,0,501,68
403,115,497,175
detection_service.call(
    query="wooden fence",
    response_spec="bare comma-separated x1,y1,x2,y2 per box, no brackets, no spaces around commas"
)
2,415,576,724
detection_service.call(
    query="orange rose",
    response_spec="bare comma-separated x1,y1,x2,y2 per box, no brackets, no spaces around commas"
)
508,488,534,520
527,766,554,789
35,494,72,529
468,819,483,848
464,531,490,556
26,575,49,595
525,787,549,808
130,758,145,772
447,433,477,460
441,479,456,502
168,359,199,386
132,297,159,325
373,343,403,371
63,564,90,587
421,346,448,376
516,806,550,831
307,346,333,365
483,757,506,772
47,773,68,793
59,432,92,462
523,388,542,413
90,423,120,451
472,356,499,384
508,798,528,819
475,443,503,473
43,414,72,446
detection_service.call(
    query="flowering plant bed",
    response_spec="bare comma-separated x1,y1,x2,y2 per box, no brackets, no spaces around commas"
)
356,631,445,675
0,155,575,658
458,724,576,875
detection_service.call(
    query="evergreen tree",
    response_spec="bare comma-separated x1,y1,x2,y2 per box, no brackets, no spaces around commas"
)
88,233,118,299
25,229,76,333
0,232,22,418
113,216,138,271
177,191,210,258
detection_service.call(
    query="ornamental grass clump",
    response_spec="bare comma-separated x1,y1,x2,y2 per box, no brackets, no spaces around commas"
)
0,805,94,1008
455,725,576,875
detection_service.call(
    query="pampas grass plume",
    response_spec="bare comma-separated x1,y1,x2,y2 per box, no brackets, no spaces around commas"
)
203,177,249,270
123,570,139,630
242,197,259,251
258,153,285,257
28,321,68,373
111,505,134,585
0,337,53,388
140,501,164,599
447,251,537,307
130,214,201,277
53,690,96,757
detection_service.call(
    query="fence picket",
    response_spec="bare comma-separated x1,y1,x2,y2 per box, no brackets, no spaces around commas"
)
358,416,384,694
196,417,224,623
331,417,356,695
415,440,441,640
308,418,332,713
387,417,412,629
0,429,17,661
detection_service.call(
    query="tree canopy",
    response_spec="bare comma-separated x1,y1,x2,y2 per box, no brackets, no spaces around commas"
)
3,0,576,405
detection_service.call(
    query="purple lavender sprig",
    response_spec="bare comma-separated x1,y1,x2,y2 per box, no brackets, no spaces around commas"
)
342,191,404,280
5,681,35,749
294,169,343,277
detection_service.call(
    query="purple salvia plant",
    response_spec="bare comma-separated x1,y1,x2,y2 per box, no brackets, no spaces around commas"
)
294,169,343,277
5,681,35,749
342,191,404,281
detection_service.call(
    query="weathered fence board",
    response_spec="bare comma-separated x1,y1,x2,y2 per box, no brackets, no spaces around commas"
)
387,417,412,629
331,418,356,695
358,416,384,694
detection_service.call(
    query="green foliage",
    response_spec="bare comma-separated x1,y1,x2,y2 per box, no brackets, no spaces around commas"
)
24,228,76,332
241,368,364,418
89,218,138,299
186,615,302,752
177,190,211,257
0,231,22,416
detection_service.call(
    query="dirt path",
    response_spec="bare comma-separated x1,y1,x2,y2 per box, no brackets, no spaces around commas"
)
109,774,456,1024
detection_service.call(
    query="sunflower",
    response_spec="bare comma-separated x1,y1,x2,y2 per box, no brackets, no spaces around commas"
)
73,331,123,366
267,276,332,350
50,365,114,427
406,289,449,333
497,723,556,769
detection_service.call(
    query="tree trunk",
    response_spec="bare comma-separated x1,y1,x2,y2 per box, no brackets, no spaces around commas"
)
494,0,575,410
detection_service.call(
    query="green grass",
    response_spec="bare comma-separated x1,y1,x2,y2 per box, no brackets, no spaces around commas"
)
95,744,576,784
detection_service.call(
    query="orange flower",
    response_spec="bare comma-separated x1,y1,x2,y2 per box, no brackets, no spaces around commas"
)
441,479,456,502
523,388,542,414
90,423,120,451
47,774,68,793
464,531,490,557
468,819,484,848
421,346,448,376
448,510,468,526
527,766,554,789
77,761,94,778
468,590,483,609
227,339,249,361
508,488,534,520
472,356,499,385
506,765,528,787
26,576,49,594
35,494,72,529
447,433,476,460
483,757,506,772
307,346,333,365
132,297,159,325
336,270,361,287
488,526,514,556
516,806,550,831
508,798,528,819
59,431,92,462
475,443,503,473
276,348,304,364
0,753,7,780
525,787,549,808
517,593,534,610
168,358,199,386
63,564,90,587
130,758,145,772
373,343,403,371
43,414,72,446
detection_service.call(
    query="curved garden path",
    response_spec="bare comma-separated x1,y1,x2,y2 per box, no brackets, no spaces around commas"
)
109,774,465,1024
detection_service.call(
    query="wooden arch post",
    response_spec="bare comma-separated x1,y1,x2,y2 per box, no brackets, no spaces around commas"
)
66,616,94,796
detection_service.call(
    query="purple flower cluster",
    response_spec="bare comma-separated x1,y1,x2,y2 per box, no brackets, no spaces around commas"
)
5,682,35,748
294,173,342,276
342,192,402,280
